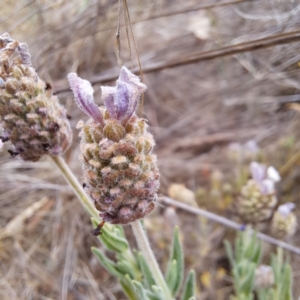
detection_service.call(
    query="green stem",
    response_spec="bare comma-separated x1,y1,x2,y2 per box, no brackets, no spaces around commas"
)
50,155,100,220
131,221,173,300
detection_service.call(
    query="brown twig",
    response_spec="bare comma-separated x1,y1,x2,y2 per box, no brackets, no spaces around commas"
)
53,29,300,94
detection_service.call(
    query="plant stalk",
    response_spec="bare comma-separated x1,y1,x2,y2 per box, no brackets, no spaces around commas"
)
50,155,100,220
131,220,173,300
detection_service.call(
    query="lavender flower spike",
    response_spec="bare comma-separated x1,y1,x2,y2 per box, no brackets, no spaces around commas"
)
68,73,104,126
101,66,147,125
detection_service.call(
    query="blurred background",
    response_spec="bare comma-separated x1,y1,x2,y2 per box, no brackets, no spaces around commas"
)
1,0,300,299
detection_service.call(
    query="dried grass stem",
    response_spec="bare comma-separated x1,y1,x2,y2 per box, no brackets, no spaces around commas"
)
161,196,300,256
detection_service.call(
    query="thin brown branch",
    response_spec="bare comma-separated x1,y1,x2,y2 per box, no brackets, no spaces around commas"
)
53,29,300,95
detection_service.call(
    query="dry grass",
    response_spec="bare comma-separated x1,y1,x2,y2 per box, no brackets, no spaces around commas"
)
1,0,300,299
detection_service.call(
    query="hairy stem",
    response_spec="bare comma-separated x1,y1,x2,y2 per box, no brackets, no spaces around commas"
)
131,220,172,300
50,155,100,220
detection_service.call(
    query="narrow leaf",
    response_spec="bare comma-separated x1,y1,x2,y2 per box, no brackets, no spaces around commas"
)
137,252,156,289
166,259,178,294
91,217,128,253
91,247,123,278
132,281,150,300
224,240,235,267
181,270,196,300
145,290,164,300
239,263,255,296
148,285,164,300
165,226,184,297
116,259,136,279
120,274,140,300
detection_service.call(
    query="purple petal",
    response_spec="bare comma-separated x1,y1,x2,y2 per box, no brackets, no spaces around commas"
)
278,202,296,217
114,81,130,121
120,84,139,125
100,67,147,125
259,179,274,195
101,86,117,118
68,73,103,125
115,68,146,124
119,66,147,93
250,162,266,182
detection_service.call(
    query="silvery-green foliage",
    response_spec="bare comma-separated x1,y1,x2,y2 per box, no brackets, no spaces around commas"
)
165,226,184,297
92,223,196,300
225,229,262,300
226,230,294,300
181,270,196,300
257,248,293,300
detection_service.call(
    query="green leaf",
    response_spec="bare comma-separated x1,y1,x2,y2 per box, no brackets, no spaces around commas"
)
91,247,123,278
181,270,196,300
120,274,140,300
137,252,156,289
132,281,150,300
148,285,164,300
166,259,178,294
91,217,128,253
224,240,235,267
165,226,184,297
145,291,162,300
114,224,126,238
251,242,262,265
116,259,136,279
239,262,255,296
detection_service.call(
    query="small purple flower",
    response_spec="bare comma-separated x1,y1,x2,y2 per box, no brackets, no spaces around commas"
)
101,66,147,125
68,73,104,125
250,162,280,195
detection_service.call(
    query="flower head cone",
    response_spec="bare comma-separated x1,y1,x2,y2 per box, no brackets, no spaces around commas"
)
271,203,297,239
68,67,159,224
237,162,280,223
0,33,72,161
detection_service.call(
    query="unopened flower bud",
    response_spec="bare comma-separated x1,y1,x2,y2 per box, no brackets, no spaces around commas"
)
0,33,72,161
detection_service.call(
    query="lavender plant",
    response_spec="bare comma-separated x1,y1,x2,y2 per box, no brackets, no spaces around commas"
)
225,230,294,300
68,67,196,300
